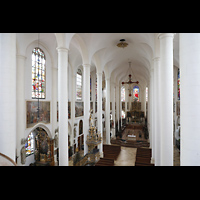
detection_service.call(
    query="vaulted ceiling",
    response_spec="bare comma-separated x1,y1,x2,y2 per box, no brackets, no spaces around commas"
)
16,33,179,88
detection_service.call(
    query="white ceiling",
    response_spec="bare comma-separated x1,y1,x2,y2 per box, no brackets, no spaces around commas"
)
16,33,179,88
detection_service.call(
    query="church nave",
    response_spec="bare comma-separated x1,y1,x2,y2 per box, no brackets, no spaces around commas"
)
0,33,199,166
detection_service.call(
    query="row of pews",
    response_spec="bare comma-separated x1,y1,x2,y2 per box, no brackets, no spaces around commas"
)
135,148,154,166
95,144,121,166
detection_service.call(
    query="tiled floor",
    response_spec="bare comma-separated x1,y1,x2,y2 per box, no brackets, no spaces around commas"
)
114,147,137,166
173,145,180,166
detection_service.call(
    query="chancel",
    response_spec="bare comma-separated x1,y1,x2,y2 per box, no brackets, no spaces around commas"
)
1,33,200,166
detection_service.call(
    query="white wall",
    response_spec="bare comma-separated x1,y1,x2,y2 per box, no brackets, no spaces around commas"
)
24,42,53,139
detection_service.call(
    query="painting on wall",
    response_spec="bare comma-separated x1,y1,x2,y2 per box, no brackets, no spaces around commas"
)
57,101,71,121
122,102,125,111
176,101,180,116
90,102,93,113
68,102,71,119
26,101,50,128
75,102,84,117
95,102,97,113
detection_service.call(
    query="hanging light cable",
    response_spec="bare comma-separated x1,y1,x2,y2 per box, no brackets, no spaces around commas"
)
37,33,40,122
122,62,139,97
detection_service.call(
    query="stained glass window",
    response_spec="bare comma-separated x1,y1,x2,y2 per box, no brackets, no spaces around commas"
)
133,85,139,101
146,87,148,102
32,47,46,99
76,68,82,100
121,86,125,102
25,132,34,156
178,68,180,100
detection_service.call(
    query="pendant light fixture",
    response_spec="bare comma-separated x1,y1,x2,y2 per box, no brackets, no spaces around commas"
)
122,62,139,97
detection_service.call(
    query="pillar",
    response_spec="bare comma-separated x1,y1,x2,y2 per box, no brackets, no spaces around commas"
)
111,82,116,138
149,65,154,157
116,84,120,131
180,33,200,165
0,33,16,161
153,57,161,166
158,33,175,166
83,64,90,155
97,72,103,155
106,78,111,144
57,47,69,166
16,54,26,165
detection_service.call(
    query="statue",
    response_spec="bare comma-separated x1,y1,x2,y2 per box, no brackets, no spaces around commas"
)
89,109,94,126
54,132,58,148
21,146,26,164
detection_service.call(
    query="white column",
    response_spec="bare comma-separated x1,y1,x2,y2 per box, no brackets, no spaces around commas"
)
180,33,200,165
57,47,69,166
147,81,150,135
111,82,116,138
149,66,154,156
116,84,120,131
158,33,175,166
106,78,111,144
154,57,161,166
16,54,26,165
125,85,129,123
97,72,103,154
52,67,58,138
0,33,16,161
83,64,90,155
173,66,178,140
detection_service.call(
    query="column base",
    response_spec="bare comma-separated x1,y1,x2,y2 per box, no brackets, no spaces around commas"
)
151,157,155,164
100,152,104,158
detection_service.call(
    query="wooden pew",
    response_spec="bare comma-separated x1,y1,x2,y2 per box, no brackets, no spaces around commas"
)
103,144,121,160
135,147,154,166
95,158,114,166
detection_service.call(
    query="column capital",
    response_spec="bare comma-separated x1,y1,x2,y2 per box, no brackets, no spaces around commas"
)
16,54,27,60
56,46,69,53
158,33,176,40
96,72,102,76
152,57,160,62
83,63,91,68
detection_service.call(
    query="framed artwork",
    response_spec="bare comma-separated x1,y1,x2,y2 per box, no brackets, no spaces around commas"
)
122,102,125,111
176,101,180,116
75,102,84,117
26,101,50,128
102,101,105,111
95,102,97,113
68,102,71,119
90,102,93,113
57,101,71,121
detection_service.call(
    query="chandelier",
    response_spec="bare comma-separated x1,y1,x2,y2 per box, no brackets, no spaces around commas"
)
122,62,139,96
117,39,128,48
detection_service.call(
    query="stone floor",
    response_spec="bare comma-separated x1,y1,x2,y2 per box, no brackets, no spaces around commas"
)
173,145,180,166
114,146,137,166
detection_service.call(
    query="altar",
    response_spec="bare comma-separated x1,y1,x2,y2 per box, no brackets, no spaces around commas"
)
127,101,145,123
127,134,136,141
34,127,54,166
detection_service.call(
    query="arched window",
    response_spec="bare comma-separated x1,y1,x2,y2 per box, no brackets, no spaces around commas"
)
146,87,148,102
76,68,82,100
133,85,139,101
32,47,46,99
25,132,35,156
121,86,125,102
